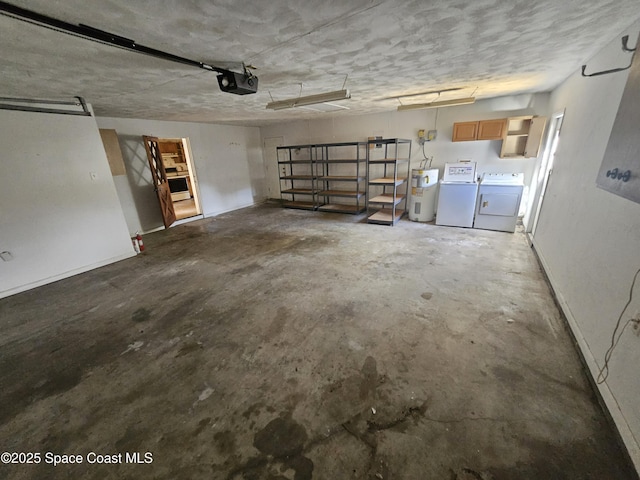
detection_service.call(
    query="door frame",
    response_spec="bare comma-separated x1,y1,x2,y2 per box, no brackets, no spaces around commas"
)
530,110,565,237
144,136,203,229
263,136,284,200
160,137,203,219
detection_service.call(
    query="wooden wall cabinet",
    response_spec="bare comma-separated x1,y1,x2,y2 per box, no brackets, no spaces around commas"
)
500,116,547,158
452,121,478,142
477,119,507,140
452,115,546,158
452,119,506,142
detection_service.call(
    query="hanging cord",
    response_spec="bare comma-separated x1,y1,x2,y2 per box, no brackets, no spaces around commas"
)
419,144,433,169
424,108,437,168
417,107,438,169
597,266,640,383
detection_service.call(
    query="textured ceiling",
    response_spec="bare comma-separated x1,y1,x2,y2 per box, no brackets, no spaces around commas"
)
1,0,639,126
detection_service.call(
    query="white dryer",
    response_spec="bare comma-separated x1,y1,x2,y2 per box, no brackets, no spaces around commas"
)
473,173,524,233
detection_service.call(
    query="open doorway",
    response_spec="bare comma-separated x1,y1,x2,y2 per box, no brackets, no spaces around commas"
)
157,138,201,221
531,111,564,236
143,135,202,229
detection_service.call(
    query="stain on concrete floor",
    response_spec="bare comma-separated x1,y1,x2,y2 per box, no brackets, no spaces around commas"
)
0,205,636,480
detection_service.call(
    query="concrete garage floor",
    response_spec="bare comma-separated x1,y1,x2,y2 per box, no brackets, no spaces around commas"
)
0,204,636,480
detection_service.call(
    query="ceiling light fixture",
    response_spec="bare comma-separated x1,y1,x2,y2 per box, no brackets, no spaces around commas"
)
397,97,476,111
266,89,351,110
382,87,465,101
299,102,350,112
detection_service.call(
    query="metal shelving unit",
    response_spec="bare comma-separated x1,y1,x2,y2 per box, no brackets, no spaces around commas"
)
316,142,367,214
366,138,412,226
277,144,319,210
277,139,410,223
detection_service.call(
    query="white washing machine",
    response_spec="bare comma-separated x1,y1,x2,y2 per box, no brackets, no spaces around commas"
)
473,173,524,233
435,162,478,228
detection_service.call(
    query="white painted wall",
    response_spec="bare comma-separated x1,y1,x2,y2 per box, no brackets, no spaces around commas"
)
531,21,640,468
96,117,264,234
260,93,550,216
0,109,135,298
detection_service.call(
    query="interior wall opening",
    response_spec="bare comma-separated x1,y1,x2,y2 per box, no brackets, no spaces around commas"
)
157,138,201,221
531,111,565,237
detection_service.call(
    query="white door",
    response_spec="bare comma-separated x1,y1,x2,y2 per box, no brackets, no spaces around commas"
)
531,112,564,236
263,136,284,199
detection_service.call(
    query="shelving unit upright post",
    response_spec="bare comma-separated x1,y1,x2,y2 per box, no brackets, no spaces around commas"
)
315,141,367,214
366,138,412,226
277,144,318,210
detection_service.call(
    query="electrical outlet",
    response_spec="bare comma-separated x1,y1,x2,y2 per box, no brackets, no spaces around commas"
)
417,129,426,146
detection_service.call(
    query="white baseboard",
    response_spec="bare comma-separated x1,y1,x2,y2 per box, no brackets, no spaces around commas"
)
531,237,640,471
203,200,258,218
0,252,136,299
172,214,204,227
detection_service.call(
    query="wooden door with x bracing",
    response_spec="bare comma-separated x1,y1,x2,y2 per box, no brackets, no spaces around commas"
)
143,135,176,228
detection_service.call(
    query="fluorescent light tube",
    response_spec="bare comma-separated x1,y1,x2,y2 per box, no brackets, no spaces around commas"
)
266,89,351,110
299,102,350,112
397,97,476,111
